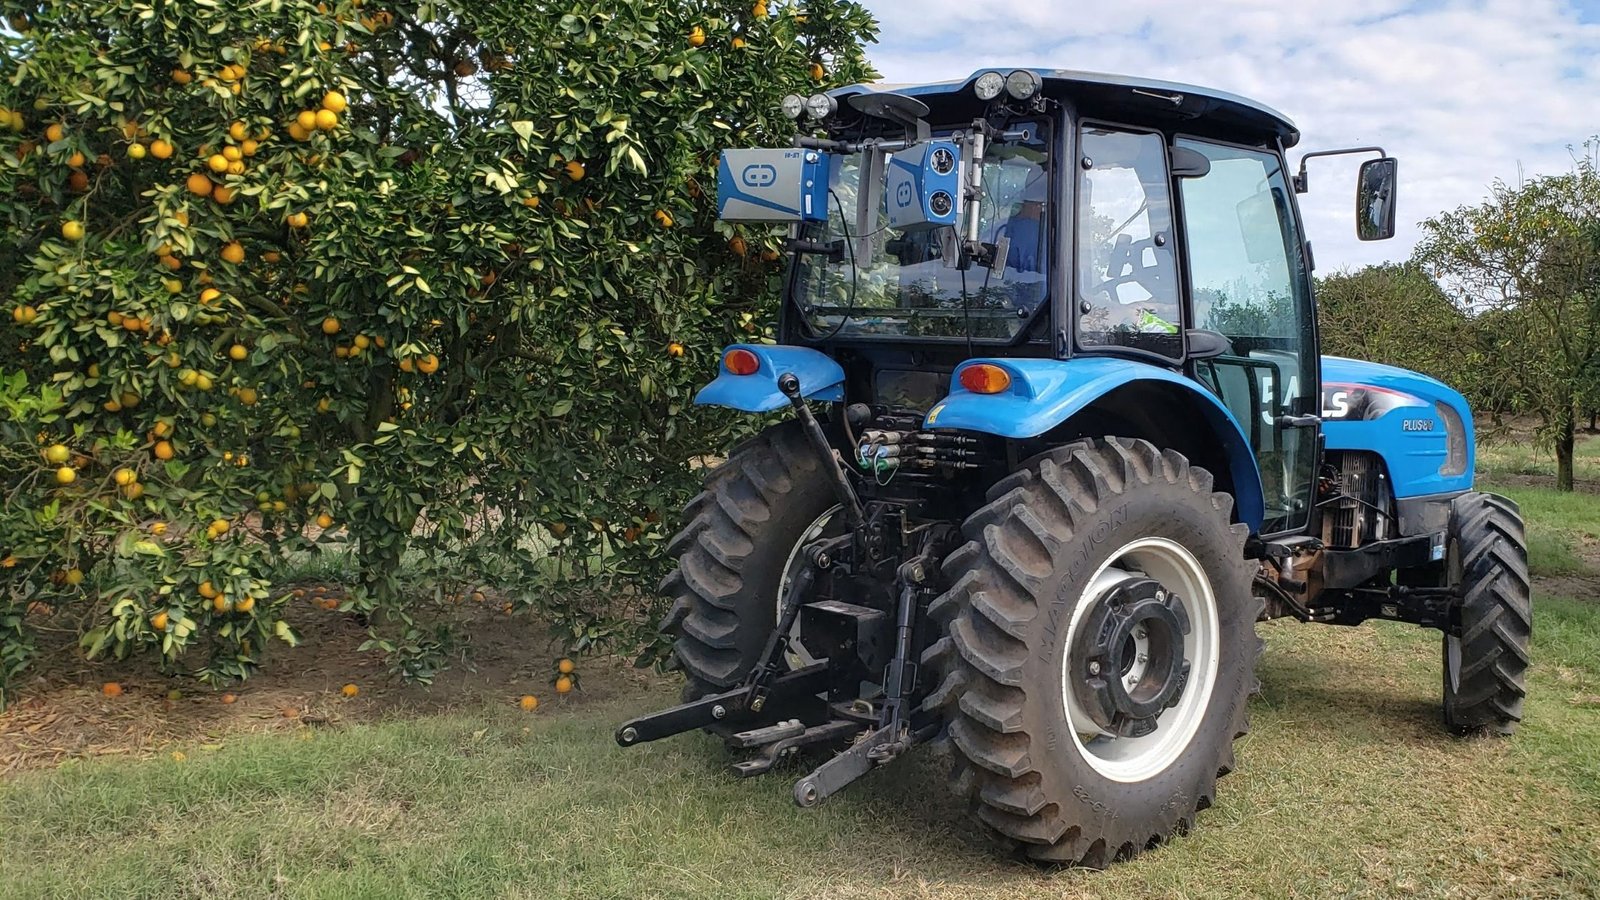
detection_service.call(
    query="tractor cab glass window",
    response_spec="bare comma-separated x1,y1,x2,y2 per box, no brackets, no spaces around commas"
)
1177,138,1316,533
1075,127,1182,359
793,124,1050,342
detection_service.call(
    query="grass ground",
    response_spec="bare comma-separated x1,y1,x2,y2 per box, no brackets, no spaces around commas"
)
1,437,1597,899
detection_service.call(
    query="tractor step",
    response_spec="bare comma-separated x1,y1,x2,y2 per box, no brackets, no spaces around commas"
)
727,718,807,749
729,720,861,778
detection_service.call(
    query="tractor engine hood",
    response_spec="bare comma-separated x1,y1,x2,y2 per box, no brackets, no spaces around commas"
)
1319,356,1474,498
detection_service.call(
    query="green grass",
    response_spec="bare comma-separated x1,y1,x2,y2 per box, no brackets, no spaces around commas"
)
2,600,1597,899
1477,430,1600,484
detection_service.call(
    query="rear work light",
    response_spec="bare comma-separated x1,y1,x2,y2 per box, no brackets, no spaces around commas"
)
724,348,761,376
959,364,1011,394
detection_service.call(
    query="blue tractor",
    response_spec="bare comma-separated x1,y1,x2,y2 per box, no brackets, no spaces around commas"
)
616,69,1530,865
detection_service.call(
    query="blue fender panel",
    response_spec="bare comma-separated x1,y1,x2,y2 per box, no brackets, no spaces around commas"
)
1320,356,1475,498
925,358,1266,529
693,344,846,413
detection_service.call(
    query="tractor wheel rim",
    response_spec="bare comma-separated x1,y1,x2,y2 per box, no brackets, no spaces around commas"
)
776,504,844,668
1059,536,1221,783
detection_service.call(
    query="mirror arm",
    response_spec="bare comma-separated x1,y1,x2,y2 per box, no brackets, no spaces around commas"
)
1292,145,1387,194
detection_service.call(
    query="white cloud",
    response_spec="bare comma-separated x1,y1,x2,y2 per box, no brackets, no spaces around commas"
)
860,0,1600,272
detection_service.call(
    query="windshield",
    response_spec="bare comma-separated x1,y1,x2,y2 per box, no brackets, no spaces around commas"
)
793,123,1051,342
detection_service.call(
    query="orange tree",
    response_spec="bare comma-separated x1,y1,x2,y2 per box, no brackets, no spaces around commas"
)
0,0,878,700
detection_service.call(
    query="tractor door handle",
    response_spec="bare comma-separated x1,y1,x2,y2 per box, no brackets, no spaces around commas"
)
1275,414,1322,429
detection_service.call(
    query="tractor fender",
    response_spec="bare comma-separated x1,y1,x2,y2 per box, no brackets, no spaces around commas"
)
693,344,845,413
926,357,1265,530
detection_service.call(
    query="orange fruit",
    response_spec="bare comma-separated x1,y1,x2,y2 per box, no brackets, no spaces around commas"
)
234,595,255,614
555,675,573,694
199,580,218,599
149,139,174,159
153,440,174,460
810,62,825,80
729,236,748,256
557,658,575,675
172,69,193,84
321,316,341,335
689,25,706,47
416,353,440,374
287,122,311,142
221,693,237,704
732,37,747,49
398,357,415,373
186,172,214,196
212,595,230,614
341,683,359,697
519,694,539,711
210,518,230,535
222,145,242,162
61,220,85,241
55,466,76,485
212,185,236,205
101,682,123,697
44,443,70,464
668,342,685,358
207,153,229,173
221,241,245,264
322,90,348,114
151,611,170,631
563,160,585,181
316,512,334,529
296,110,318,132
127,143,147,160
228,121,248,142
113,467,137,486
287,211,309,229
314,109,339,131
654,209,673,228
228,343,248,361
241,138,259,157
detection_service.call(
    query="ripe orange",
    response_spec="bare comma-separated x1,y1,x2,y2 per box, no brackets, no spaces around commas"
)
211,519,230,535
186,172,214,196
44,443,70,464
149,139,174,160
61,220,85,241
221,241,245,265
222,145,242,163
153,440,174,460
753,0,768,17
555,675,573,694
416,353,440,374
229,343,248,361
316,512,334,529
128,142,147,160
212,185,236,205
729,236,748,257
287,211,309,229
341,683,359,697
321,316,341,335
199,580,218,599
172,69,193,84
398,357,415,373
212,595,230,614
654,209,673,228
810,62,825,80
732,37,747,49
229,121,248,142
688,25,706,47
563,160,585,181
151,521,168,536
207,153,229,173
45,122,63,143
234,595,255,614
557,658,575,675
151,611,170,631
113,467,137,486
295,110,318,132
237,387,258,406
221,693,237,704
63,567,84,586
287,122,311,142
314,109,339,131
519,694,539,711
668,342,685,358
241,138,259,157
322,90,348,114
101,682,123,697
55,466,76,485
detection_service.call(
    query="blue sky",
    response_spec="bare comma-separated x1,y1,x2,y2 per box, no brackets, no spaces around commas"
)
861,0,1600,273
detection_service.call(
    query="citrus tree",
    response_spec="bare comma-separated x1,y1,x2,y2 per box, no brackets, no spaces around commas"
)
0,0,878,702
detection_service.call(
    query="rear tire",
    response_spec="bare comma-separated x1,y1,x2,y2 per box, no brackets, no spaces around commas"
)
658,422,837,699
923,437,1258,866
1442,492,1531,736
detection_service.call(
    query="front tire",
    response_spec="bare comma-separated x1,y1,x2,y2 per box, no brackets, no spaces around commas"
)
924,438,1258,866
658,422,838,699
1442,492,1531,736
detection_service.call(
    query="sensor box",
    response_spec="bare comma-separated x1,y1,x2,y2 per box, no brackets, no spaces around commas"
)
717,148,831,224
885,140,962,231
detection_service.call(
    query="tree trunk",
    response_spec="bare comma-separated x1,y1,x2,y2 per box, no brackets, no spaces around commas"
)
1556,417,1576,492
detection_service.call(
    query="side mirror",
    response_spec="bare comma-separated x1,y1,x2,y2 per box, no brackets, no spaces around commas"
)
1356,157,1398,241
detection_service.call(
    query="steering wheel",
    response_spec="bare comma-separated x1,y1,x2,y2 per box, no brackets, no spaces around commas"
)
1091,233,1170,303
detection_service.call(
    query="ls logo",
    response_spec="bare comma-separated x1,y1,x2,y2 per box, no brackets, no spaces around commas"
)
895,181,913,208
741,164,777,188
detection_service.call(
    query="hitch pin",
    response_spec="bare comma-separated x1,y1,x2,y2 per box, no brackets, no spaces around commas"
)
777,373,864,528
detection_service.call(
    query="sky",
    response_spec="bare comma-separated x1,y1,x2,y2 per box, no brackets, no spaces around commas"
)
859,0,1600,273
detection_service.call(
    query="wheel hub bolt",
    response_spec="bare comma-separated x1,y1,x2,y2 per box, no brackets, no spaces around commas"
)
1088,661,1101,675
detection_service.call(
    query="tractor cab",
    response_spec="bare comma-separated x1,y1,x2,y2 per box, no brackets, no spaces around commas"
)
620,69,1524,869
712,69,1401,537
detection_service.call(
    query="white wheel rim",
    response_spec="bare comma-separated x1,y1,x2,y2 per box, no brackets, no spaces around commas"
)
776,505,843,668
1059,536,1221,783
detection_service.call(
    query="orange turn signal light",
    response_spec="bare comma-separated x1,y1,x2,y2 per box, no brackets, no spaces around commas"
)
724,348,761,376
959,364,1012,394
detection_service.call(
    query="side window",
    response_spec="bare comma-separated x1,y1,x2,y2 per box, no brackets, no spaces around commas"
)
1076,127,1181,358
1178,138,1315,532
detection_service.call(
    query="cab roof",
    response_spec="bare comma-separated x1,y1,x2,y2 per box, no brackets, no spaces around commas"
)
830,68,1300,149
